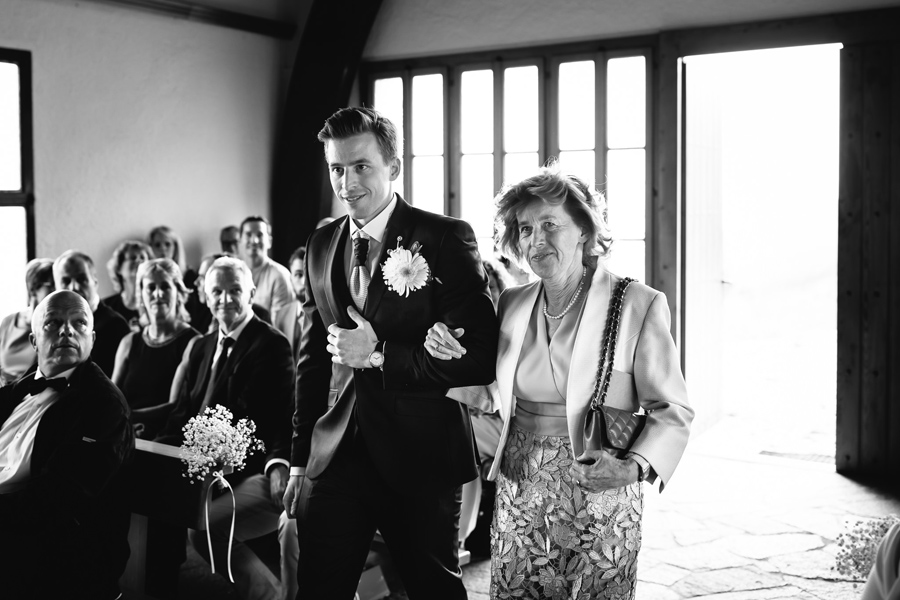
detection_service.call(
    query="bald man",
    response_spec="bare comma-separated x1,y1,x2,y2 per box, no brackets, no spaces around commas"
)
0,290,134,600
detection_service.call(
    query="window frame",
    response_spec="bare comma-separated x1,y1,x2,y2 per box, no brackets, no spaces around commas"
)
0,47,35,260
362,36,655,278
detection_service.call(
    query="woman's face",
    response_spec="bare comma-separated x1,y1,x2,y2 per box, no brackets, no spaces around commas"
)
119,249,150,286
141,270,178,323
151,233,175,260
31,281,54,305
516,199,587,283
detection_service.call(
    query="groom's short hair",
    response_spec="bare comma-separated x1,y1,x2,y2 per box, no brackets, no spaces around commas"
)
317,107,400,165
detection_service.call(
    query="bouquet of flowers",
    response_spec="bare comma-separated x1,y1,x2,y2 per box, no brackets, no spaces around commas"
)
834,514,900,581
180,405,265,483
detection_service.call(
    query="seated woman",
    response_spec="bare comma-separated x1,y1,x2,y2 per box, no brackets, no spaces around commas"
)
112,258,199,438
0,258,54,386
103,240,153,332
148,225,187,272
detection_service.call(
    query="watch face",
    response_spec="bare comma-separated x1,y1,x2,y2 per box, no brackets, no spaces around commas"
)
370,351,384,368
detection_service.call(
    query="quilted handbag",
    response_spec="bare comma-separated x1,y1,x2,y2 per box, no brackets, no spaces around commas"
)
582,276,646,460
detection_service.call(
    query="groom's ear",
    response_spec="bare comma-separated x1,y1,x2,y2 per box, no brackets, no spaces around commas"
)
388,157,401,182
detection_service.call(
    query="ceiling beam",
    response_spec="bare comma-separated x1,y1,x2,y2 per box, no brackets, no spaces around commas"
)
85,0,296,39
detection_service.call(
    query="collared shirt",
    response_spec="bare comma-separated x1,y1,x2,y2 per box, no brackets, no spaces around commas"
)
345,193,398,279
249,257,293,336
0,366,76,492
211,309,253,368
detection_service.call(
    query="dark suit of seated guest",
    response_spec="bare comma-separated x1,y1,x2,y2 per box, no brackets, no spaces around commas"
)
53,249,131,378
157,256,295,600
0,290,134,600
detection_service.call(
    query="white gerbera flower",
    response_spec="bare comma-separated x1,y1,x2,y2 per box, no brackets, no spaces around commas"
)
382,247,431,297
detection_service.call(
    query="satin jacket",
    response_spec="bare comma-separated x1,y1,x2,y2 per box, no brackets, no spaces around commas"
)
488,265,694,490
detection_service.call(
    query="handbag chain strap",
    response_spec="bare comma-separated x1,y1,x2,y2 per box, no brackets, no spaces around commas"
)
589,276,636,410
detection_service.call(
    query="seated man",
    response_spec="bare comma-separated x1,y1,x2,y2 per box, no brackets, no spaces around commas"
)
238,216,293,337
53,249,130,377
275,245,306,363
158,256,295,600
186,253,272,334
220,225,240,255
0,290,134,599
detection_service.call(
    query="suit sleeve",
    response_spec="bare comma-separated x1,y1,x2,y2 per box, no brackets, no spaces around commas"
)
290,246,332,469
381,219,499,390
0,379,134,524
628,292,694,491
232,329,295,470
154,349,196,445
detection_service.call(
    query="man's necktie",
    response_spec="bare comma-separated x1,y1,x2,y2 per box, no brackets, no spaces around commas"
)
350,232,370,310
199,337,235,415
210,337,235,390
27,376,67,397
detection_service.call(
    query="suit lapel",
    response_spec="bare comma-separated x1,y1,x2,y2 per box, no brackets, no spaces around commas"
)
364,198,414,319
496,281,541,417
565,266,612,450
193,333,218,404
0,372,37,422
324,217,352,328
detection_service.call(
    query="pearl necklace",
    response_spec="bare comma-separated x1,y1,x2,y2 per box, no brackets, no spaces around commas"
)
543,266,588,320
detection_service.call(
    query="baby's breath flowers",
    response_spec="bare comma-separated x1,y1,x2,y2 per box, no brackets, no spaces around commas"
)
834,514,900,581
180,405,265,483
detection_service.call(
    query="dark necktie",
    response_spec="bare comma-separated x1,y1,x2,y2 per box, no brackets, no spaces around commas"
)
199,337,235,414
210,337,235,390
28,376,67,397
349,232,371,310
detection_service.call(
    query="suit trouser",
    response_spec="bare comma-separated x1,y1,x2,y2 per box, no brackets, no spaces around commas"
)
190,474,298,600
294,433,467,600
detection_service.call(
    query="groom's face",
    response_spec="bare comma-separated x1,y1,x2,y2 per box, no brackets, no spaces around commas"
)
326,132,400,226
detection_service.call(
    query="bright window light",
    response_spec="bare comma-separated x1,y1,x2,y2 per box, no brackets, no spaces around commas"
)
0,61,21,191
559,60,594,152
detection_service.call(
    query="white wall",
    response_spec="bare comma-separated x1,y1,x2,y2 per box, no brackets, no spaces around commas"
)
0,0,281,296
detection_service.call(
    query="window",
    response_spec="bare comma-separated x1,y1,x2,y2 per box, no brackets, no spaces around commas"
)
0,48,34,318
365,43,651,280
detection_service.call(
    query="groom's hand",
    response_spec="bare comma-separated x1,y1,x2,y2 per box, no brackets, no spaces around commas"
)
326,306,378,368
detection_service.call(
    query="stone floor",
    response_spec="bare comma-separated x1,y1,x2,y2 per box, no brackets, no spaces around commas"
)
462,415,900,600
155,414,899,600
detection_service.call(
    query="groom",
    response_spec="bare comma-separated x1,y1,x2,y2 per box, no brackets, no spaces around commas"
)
283,107,498,599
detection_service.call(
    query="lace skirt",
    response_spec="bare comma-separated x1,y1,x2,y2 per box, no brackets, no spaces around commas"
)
490,424,643,600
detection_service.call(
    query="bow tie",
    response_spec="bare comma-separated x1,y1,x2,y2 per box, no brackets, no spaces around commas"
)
27,376,68,397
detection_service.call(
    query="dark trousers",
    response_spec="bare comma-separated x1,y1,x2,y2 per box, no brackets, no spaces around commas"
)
295,433,467,600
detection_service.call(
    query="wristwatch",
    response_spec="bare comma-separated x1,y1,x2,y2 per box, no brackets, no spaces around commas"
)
626,452,651,482
368,341,385,370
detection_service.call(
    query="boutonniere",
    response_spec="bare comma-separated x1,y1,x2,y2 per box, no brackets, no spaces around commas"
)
381,236,441,297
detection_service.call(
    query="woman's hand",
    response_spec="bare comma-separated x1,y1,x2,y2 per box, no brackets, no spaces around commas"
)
424,322,466,360
570,450,640,493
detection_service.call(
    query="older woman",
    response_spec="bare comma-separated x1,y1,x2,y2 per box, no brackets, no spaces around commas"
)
0,258,54,385
112,258,199,437
426,166,693,599
104,240,153,332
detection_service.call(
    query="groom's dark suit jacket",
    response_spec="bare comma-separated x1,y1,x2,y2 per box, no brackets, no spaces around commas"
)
0,360,134,598
292,197,499,492
158,315,294,482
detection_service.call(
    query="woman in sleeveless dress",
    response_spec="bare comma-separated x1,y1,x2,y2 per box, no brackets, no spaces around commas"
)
112,258,199,438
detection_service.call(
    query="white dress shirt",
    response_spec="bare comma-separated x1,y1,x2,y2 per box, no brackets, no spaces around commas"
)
0,366,76,492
